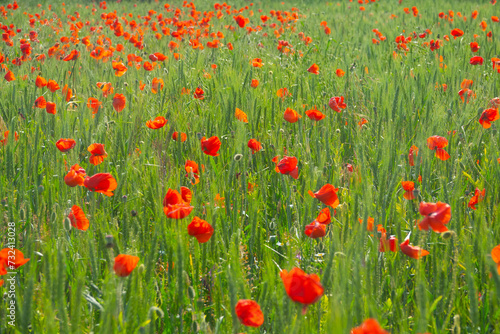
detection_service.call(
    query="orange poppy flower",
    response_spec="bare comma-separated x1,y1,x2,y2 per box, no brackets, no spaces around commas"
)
84,173,117,196
151,78,164,94
491,245,500,275
284,108,302,123
450,28,464,39
97,82,114,97
35,75,47,88
149,52,167,61
251,58,263,67
172,131,187,142
45,101,56,114
336,69,345,77
276,88,291,100
193,87,205,100
143,61,154,71
45,79,58,93
280,267,324,313
0,248,30,275
273,156,299,179
87,97,101,116
427,135,450,161
146,116,167,129
63,49,79,61
358,118,368,128
248,139,262,154
316,208,331,225
468,188,485,210
113,93,126,112
235,299,264,328
308,184,339,208
185,160,202,185
64,164,86,187
418,201,451,233
56,138,76,152
401,181,415,200
307,63,319,74
201,136,221,156
479,108,499,128
458,88,475,103
62,85,73,102
163,187,194,219
400,238,429,259
4,70,16,82
305,221,327,238
328,96,346,112
351,318,390,334
112,61,127,76
34,96,47,108
235,108,248,123
88,143,107,165
114,254,139,277
305,107,325,121
460,79,473,89
358,217,375,231
379,234,398,253
68,205,89,231
251,79,259,88
187,216,214,243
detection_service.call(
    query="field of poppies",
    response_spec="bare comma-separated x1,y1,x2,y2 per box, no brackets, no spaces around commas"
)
1,0,500,332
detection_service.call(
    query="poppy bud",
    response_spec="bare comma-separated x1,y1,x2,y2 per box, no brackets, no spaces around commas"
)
137,264,145,273
234,154,243,161
105,234,114,248
64,217,72,230
19,208,25,220
191,321,199,332
1,198,6,206
231,131,235,138
292,185,297,192
38,185,44,193
122,195,127,202
196,132,203,140
131,210,137,217
441,231,455,239
188,286,196,300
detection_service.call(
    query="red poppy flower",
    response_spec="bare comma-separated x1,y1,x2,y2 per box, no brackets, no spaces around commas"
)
163,187,194,219
336,69,345,77
185,160,202,185
379,234,398,252
248,139,262,154
479,108,499,128
88,143,107,165
146,116,167,129
418,201,451,233
56,138,76,152
187,216,214,243
0,248,30,275
460,79,473,89
328,96,346,112
358,118,368,128
46,102,56,115
35,75,47,88
280,267,324,313
307,63,319,74
450,28,464,39
172,132,187,142
470,42,480,52
84,173,117,196
64,164,86,187
358,217,375,231
400,238,429,259
4,71,15,82
34,96,47,108
308,184,339,208
277,88,291,100
149,52,167,61
62,85,73,102
251,79,259,88
458,88,476,103
113,254,139,277
235,299,264,327
470,56,484,65
63,49,79,61
492,245,500,275
201,136,221,156
315,208,331,224
97,82,114,98
305,107,325,121
273,156,299,179
427,135,450,161
351,318,390,334
251,58,263,67
113,93,126,112
468,188,485,210
112,61,128,76
68,205,89,231
152,78,164,94
305,221,327,238
284,108,302,123
235,108,248,123
401,181,415,200
234,15,250,28
87,97,101,116
193,87,205,100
